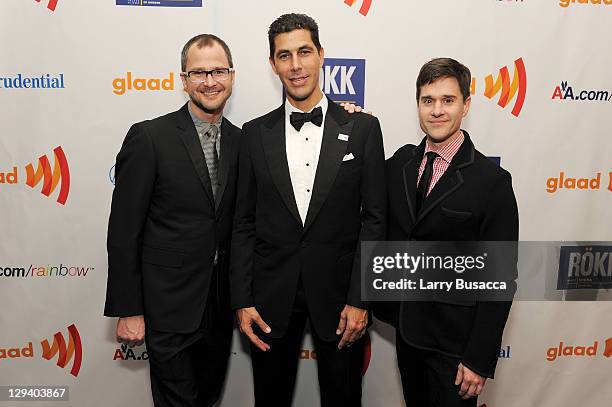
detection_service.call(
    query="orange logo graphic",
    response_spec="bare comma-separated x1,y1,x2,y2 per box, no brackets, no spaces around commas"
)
604,338,612,358
34,0,59,12
41,324,82,377
344,0,372,16
483,58,527,117
25,146,70,205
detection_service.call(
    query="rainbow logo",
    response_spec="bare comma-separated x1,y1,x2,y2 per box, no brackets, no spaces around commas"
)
34,0,59,12
25,146,70,205
40,324,83,377
344,0,372,16
483,58,527,117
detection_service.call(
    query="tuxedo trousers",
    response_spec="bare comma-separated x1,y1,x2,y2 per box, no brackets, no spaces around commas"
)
249,281,365,406
145,265,233,407
396,330,477,407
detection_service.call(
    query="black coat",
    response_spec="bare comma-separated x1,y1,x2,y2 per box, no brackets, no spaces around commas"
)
104,103,241,333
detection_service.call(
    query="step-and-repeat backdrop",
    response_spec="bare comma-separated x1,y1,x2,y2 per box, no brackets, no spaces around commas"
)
1,1,611,406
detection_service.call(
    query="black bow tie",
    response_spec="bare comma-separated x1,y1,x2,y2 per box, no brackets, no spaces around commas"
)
290,106,323,131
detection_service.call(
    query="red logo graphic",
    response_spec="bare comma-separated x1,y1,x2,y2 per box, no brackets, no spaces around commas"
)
34,0,59,12
40,324,82,377
25,146,70,205
483,58,527,117
344,0,372,16
604,337,612,358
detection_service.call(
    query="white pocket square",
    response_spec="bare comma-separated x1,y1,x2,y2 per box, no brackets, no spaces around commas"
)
342,153,355,162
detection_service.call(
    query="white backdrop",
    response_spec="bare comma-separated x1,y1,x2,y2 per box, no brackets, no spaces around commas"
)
1,0,612,406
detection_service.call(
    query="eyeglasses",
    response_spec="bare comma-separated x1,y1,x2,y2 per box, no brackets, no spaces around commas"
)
182,68,234,83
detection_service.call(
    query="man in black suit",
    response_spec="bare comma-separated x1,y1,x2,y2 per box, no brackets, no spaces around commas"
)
378,58,519,406
104,34,240,407
230,13,386,406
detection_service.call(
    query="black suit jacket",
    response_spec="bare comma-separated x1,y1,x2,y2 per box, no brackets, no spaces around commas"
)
230,98,386,341
376,131,518,378
104,103,241,333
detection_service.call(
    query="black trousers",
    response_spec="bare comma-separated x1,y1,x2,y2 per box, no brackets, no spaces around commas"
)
145,266,233,407
396,330,477,407
250,282,365,407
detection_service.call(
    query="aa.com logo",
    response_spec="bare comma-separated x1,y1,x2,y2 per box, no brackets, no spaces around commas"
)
0,146,70,205
0,324,83,377
301,332,371,375
552,81,612,102
34,0,59,12
344,0,372,16
470,58,527,118
113,343,148,361
546,338,612,361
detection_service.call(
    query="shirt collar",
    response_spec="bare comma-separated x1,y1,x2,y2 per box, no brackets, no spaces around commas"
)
187,102,222,129
284,93,328,116
424,131,465,164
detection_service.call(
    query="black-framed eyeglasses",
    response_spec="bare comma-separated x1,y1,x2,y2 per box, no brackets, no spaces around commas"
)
182,68,234,83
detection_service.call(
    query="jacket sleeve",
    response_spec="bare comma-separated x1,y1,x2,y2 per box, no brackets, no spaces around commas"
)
462,171,519,378
229,123,257,309
104,123,156,317
347,116,387,309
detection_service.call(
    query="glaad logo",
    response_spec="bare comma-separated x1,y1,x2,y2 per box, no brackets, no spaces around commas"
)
0,146,70,205
41,324,83,377
321,58,366,107
559,0,612,8
0,324,82,377
557,246,612,289
546,171,612,194
116,0,202,7
34,0,59,12
552,81,612,102
545,338,612,361
112,72,175,95
344,0,372,16
482,58,527,117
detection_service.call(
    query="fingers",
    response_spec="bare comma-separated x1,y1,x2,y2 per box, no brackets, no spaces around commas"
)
237,308,271,352
242,322,270,352
336,312,347,336
461,383,479,400
254,314,272,334
455,365,463,386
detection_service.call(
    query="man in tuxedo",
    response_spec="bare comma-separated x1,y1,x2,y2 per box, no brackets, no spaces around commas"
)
104,34,240,407
378,58,519,406
230,13,386,406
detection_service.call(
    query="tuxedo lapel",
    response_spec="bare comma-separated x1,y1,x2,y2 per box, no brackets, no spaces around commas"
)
215,118,237,212
261,105,302,227
401,138,426,225
414,131,475,225
176,104,215,207
303,100,353,234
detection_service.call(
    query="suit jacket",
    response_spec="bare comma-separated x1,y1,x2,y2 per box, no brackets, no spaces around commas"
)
104,103,241,333
376,131,518,378
230,98,386,341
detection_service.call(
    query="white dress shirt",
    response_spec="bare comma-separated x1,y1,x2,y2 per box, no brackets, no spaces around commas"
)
285,95,328,224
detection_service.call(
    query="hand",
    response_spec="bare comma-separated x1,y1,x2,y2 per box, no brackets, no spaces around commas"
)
455,363,487,400
336,305,368,349
116,315,145,348
236,307,271,352
340,102,374,116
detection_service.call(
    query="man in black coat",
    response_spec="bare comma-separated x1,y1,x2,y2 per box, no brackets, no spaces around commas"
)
230,14,386,406
377,58,519,406
104,34,240,407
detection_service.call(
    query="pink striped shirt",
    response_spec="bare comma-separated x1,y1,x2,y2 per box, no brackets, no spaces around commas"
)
417,131,465,196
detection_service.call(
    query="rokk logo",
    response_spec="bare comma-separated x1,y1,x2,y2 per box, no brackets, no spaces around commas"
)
545,338,612,362
112,72,175,95
34,0,59,12
321,58,366,107
546,171,612,194
557,246,612,289
0,324,82,378
0,146,70,205
344,0,372,16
